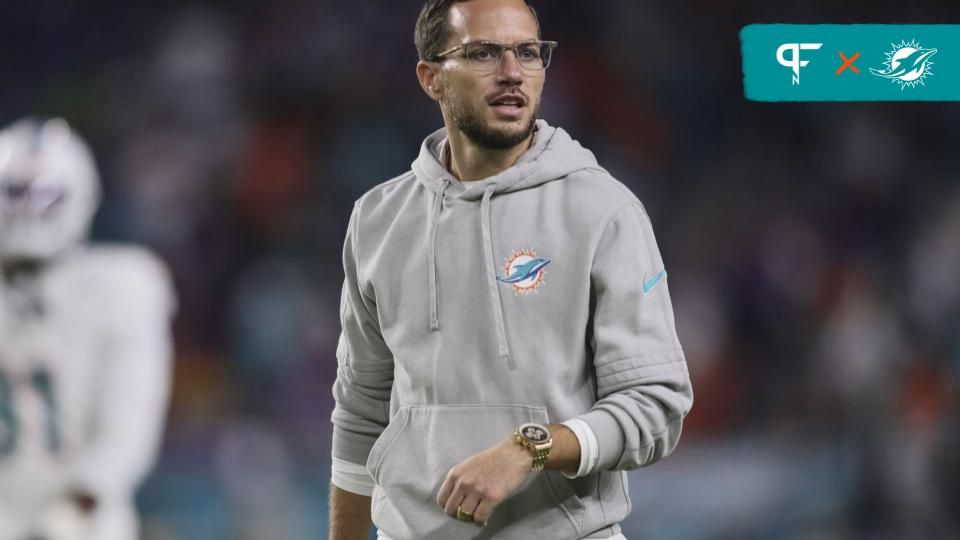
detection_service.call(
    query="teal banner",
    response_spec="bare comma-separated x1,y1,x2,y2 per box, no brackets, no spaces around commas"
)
741,24,960,101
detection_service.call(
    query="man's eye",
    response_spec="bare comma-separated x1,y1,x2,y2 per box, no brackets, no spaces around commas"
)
518,48,540,60
469,48,498,61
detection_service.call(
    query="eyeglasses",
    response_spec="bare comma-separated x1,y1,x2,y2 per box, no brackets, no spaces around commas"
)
433,40,558,74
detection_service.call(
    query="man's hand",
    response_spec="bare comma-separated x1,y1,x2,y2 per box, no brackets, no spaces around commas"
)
437,435,533,527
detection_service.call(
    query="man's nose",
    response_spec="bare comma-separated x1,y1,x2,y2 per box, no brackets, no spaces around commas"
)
496,49,524,81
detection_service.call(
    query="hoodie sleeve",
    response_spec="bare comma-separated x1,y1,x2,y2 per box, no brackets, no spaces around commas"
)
573,201,693,472
330,203,395,473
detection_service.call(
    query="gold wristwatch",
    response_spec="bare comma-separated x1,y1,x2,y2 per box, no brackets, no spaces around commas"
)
513,423,552,471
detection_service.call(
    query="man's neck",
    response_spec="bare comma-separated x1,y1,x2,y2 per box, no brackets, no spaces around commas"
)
445,129,534,182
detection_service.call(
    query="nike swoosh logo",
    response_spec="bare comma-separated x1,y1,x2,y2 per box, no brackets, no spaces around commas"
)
642,270,667,295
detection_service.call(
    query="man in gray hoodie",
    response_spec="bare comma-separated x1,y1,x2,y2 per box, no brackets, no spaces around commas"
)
329,1,693,538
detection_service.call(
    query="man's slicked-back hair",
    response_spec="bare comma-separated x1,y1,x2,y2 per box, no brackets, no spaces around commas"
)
415,0,540,61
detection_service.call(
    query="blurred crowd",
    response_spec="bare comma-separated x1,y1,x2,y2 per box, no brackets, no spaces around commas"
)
3,1,958,538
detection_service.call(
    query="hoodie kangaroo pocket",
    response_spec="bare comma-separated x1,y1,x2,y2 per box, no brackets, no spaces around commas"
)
366,404,585,540
365,406,411,481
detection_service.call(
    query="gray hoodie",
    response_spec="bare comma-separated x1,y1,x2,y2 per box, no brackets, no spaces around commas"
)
331,120,693,539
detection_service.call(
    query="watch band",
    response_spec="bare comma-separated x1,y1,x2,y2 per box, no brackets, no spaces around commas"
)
514,423,552,471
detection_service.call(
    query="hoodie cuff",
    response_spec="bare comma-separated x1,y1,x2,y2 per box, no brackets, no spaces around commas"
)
560,418,600,478
331,456,375,497
574,408,627,472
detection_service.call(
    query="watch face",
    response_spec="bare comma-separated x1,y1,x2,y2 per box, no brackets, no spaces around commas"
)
519,423,550,443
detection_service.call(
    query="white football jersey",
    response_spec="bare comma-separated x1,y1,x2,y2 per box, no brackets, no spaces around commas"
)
0,244,175,540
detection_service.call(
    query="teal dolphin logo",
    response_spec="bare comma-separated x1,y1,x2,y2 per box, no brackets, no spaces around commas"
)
498,249,551,294
498,257,551,283
870,39,937,89
642,270,667,295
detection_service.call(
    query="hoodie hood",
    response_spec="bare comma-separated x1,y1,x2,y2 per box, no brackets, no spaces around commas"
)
411,119,600,368
412,119,599,200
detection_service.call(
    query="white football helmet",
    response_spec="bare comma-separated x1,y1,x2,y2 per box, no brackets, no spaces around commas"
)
0,118,101,261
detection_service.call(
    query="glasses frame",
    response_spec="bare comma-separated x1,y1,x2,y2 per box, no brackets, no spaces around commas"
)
432,40,558,73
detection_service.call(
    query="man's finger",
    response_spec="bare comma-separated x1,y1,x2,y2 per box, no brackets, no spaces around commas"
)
473,498,497,527
444,492,466,517
437,474,454,508
443,483,466,517
458,494,481,518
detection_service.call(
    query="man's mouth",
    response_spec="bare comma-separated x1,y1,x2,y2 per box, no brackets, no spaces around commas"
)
488,93,527,118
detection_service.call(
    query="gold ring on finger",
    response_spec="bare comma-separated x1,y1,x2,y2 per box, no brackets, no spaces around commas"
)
456,506,474,522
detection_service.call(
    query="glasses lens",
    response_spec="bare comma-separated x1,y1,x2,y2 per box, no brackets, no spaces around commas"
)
542,42,555,69
465,43,503,72
516,43,545,70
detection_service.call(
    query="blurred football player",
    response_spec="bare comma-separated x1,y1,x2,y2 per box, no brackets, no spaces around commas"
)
0,118,175,540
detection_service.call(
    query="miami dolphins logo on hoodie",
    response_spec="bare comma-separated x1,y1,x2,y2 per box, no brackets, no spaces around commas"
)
497,248,551,294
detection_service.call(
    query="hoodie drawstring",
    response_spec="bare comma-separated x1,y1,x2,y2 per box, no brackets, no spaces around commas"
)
480,185,514,368
428,181,513,368
428,179,450,331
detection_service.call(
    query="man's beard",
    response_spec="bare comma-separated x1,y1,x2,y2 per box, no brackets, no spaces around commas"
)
448,95,540,150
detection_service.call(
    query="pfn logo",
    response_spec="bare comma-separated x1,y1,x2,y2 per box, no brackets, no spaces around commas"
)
777,43,823,85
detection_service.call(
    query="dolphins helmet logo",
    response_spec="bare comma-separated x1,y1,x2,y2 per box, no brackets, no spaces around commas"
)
497,248,551,294
870,39,937,90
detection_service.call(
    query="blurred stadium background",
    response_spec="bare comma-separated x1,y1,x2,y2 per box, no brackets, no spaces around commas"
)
4,0,959,538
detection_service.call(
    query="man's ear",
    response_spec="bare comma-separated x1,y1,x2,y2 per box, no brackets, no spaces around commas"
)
417,61,443,102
